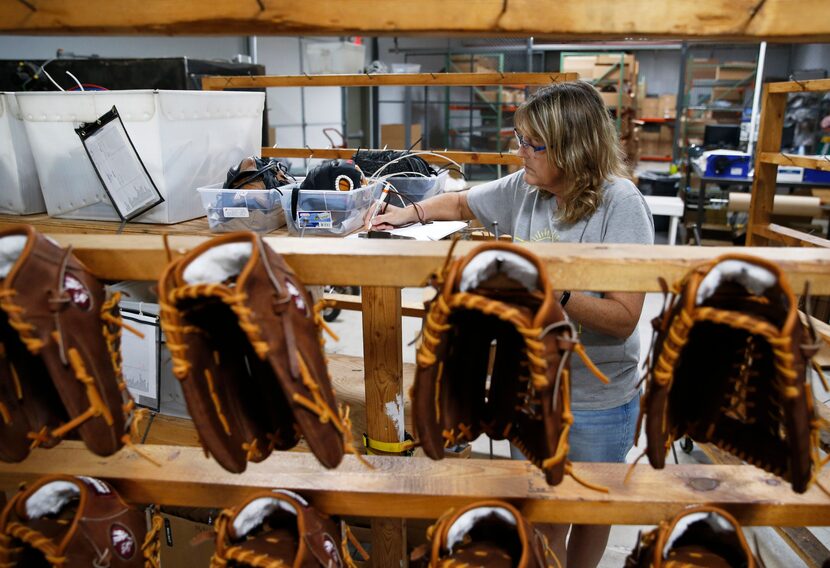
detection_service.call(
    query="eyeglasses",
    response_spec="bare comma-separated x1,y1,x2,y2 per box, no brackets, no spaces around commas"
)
514,129,546,153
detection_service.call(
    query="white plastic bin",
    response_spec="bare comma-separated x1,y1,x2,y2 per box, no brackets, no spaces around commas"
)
16,90,265,224
197,183,286,233
281,181,382,236
0,93,45,215
304,42,366,74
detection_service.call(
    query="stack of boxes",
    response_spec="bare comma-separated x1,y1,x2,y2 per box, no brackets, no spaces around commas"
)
447,54,527,153
448,55,528,106
683,59,754,146
562,53,638,162
633,93,677,161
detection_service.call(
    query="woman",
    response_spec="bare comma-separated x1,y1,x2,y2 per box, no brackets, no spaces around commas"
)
371,80,654,568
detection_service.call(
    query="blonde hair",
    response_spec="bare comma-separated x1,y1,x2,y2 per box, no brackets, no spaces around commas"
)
514,80,627,224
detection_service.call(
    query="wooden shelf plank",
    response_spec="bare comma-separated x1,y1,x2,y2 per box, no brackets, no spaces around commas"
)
752,224,830,249
325,292,426,318
1,442,828,526
262,147,522,166
0,230,828,292
4,1,830,41
759,152,830,173
202,73,575,90
768,78,830,94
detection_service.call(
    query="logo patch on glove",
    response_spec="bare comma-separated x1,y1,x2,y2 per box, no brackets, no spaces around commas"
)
110,523,136,559
64,274,92,311
322,534,343,568
285,280,308,316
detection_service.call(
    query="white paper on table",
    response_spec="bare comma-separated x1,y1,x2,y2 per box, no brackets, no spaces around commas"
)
119,311,159,400
348,220,467,241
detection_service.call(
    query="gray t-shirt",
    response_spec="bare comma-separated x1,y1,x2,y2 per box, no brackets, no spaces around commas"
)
467,170,654,410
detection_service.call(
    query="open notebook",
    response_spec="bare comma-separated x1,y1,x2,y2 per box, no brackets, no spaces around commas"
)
347,220,468,241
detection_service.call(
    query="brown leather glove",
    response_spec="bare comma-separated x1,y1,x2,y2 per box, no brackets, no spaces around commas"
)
641,253,825,493
624,505,755,567
412,241,606,487
412,500,560,567
0,475,161,567
158,232,351,473
211,489,359,567
0,225,134,459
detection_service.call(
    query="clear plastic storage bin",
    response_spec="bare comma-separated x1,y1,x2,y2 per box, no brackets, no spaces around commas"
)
197,184,286,233
303,41,366,74
385,170,448,204
281,182,382,237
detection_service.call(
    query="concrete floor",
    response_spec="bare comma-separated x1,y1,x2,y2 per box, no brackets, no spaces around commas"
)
324,234,830,567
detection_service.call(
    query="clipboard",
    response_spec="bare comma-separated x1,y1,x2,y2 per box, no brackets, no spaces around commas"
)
120,309,161,411
75,106,164,221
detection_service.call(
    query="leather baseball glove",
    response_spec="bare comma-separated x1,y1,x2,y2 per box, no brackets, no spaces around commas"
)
0,474,162,567
211,489,365,567
411,500,561,568
624,505,755,567
411,241,607,488
158,232,357,473
0,225,136,460
225,156,293,190
640,253,826,493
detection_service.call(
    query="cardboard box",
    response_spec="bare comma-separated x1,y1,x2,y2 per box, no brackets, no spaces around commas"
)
638,96,660,118
160,513,215,567
658,94,677,118
597,54,635,66
711,87,745,103
381,123,422,150
600,91,635,109
715,62,755,82
597,64,636,83
691,58,718,81
561,55,597,79
449,55,499,73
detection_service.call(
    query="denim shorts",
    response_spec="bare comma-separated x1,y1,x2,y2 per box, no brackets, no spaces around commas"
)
510,394,639,463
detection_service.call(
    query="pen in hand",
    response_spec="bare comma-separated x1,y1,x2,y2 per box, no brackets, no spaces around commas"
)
366,184,391,230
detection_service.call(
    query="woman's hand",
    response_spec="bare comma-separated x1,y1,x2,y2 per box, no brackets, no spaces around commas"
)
364,191,474,231
365,203,417,231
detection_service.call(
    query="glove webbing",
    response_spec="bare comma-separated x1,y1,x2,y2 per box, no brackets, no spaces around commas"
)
0,289,45,353
4,522,65,566
653,306,797,388
417,293,550,390
292,353,372,469
142,513,164,568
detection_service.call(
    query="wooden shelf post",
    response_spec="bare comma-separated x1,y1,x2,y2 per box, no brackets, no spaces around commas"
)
361,286,407,567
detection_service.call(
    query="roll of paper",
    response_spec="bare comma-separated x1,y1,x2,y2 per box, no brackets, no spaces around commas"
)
728,193,823,217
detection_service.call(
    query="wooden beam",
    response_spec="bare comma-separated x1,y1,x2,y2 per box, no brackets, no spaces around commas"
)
202,72,574,90
747,85,787,246
262,147,522,166
1,443,829,526
3,1,830,41
752,224,830,248
3,233,829,293
325,292,425,318
700,441,830,567
361,287,406,566
759,152,830,172
768,78,830,94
